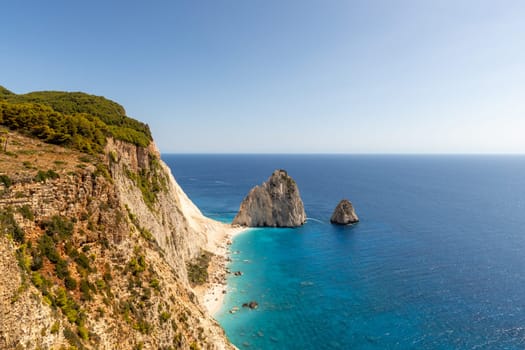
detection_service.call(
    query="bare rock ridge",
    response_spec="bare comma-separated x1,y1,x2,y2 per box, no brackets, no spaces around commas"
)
330,199,359,225
233,169,306,227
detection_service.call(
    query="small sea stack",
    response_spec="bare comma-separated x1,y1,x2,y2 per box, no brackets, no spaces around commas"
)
330,199,359,225
232,169,306,227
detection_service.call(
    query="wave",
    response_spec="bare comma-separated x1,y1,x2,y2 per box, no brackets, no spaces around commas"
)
306,217,326,224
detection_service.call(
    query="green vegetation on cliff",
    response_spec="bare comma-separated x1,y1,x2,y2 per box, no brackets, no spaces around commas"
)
186,251,212,286
0,86,152,153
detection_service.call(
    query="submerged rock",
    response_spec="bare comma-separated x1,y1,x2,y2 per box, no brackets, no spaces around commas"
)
330,199,359,225
232,169,306,227
242,301,259,309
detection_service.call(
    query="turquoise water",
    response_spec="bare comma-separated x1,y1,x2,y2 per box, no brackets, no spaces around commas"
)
164,155,525,349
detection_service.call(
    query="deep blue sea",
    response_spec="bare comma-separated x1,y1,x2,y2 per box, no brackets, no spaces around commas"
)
163,155,525,350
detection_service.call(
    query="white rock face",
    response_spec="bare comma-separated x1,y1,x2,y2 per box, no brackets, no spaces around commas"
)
233,170,306,227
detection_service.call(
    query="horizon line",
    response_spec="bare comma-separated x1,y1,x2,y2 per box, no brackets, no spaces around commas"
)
160,152,525,156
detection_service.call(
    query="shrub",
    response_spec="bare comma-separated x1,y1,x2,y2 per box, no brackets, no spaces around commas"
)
78,155,92,163
34,169,59,182
47,169,59,179
65,276,78,290
128,254,146,276
141,287,151,301
77,325,89,340
55,288,80,324
55,258,69,279
38,234,60,263
63,327,83,349
103,271,112,282
42,215,74,241
94,163,111,181
187,251,212,286
109,150,117,162
134,319,153,335
0,208,24,243
125,162,166,209
80,279,92,301
149,278,160,291
18,205,34,221
31,272,45,289
12,225,24,244
140,227,153,241
160,311,171,323
95,278,106,291
30,253,43,271
16,245,31,272
0,174,12,187
74,252,91,271
65,241,76,257
50,321,60,334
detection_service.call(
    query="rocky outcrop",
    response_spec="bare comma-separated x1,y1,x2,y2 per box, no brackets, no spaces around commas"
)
330,199,359,225
232,169,306,227
242,301,258,309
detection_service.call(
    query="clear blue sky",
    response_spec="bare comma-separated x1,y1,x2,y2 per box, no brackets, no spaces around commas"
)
1,0,524,153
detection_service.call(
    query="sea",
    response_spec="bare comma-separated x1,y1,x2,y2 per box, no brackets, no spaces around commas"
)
163,154,525,350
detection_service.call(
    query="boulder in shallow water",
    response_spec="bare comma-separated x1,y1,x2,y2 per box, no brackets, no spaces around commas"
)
232,169,306,227
330,199,359,225
242,301,259,309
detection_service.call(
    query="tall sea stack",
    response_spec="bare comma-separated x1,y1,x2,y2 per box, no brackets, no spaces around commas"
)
232,169,306,227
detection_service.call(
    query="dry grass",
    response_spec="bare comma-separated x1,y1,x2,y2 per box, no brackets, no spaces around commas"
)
0,129,93,182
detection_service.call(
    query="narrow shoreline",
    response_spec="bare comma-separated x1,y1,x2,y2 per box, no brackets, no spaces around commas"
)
194,224,249,317
169,165,249,317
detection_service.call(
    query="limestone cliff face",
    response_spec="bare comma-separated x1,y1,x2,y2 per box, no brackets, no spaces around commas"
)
105,138,211,281
330,199,359,225
233,170,306,227
0,133,234,350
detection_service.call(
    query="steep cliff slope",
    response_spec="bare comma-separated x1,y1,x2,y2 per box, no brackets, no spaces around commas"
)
0,92,235,349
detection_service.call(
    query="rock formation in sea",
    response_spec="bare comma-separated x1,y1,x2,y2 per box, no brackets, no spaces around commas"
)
330,199,359,225
242,301,259,309
232,169,306,227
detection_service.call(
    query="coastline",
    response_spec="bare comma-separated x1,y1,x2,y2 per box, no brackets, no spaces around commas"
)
194,223,249,316
167,164,248,319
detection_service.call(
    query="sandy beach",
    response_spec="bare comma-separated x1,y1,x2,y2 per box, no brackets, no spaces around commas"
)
193,222,248,316
166,162,249,317
164,162,247,317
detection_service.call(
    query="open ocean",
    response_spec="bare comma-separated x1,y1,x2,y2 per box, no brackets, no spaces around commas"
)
164,154,525,350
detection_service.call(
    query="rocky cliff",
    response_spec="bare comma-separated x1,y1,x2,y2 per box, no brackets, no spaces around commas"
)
0,131,234,350
232,170,306,227
330,199,359,225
